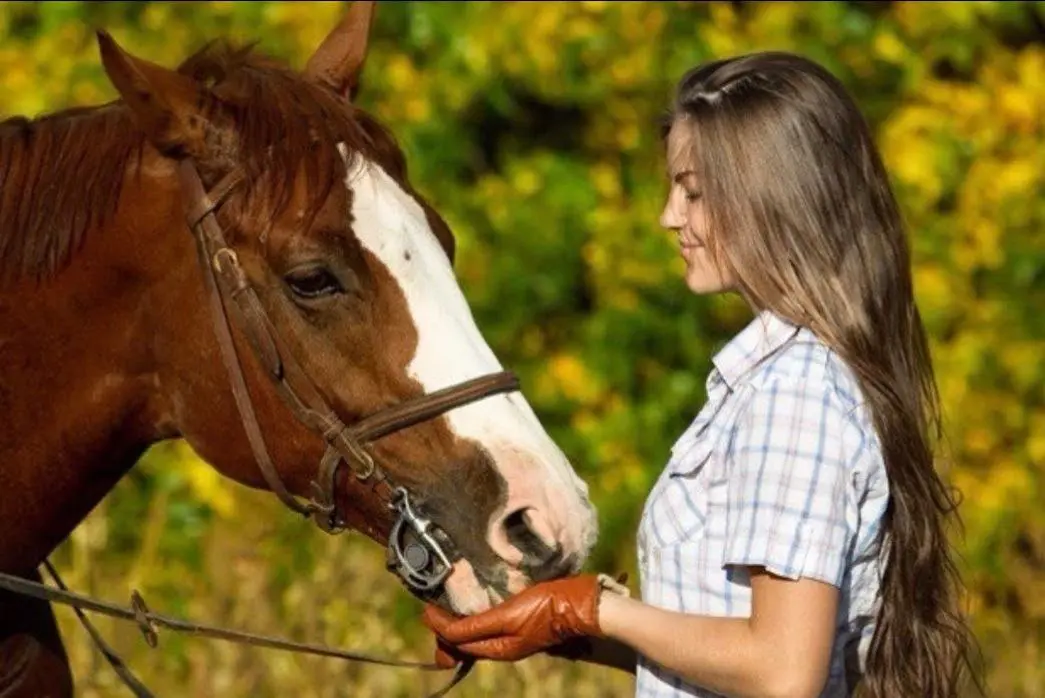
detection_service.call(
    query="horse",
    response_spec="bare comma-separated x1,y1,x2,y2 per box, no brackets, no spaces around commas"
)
0,3,598,695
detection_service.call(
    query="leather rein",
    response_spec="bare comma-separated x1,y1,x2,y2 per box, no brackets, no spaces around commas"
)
0,157,524,697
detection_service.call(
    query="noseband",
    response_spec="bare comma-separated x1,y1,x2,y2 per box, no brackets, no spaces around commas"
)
178,159,519,596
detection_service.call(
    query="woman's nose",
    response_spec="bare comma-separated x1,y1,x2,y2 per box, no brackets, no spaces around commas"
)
660,197,683,230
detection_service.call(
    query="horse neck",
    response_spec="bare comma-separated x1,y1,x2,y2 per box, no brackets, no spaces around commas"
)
0,159,184,572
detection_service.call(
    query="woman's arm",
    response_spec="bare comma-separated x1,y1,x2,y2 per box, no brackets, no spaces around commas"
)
425,375,851,695
425,567,838,698
598,568,838,698
553,636,638,674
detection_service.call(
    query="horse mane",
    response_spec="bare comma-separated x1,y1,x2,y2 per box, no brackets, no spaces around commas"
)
0,40,404,286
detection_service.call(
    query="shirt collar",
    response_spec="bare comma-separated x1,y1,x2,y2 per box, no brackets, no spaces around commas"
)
711,309,801,390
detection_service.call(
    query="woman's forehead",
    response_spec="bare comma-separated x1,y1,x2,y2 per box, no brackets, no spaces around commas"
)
665,120,698,177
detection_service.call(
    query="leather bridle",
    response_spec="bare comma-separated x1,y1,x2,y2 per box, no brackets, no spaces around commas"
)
178,158,520,596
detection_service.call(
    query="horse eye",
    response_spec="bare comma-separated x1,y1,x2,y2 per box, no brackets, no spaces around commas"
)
284,266,343,299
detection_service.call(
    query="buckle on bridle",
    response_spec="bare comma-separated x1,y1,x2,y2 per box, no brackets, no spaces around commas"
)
387,488,453,594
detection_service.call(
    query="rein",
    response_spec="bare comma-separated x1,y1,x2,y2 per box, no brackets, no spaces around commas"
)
0,562,469,698
2,156,529,696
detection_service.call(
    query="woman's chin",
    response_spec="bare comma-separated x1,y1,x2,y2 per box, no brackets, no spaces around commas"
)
685,267,730,295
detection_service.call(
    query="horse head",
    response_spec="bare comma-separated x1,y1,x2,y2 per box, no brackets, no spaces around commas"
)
84,1,597,614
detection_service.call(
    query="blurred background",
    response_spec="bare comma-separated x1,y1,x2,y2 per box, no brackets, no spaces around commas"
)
2,1,1043,696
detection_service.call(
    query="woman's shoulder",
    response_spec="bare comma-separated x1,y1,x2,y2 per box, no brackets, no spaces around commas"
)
745,326,879,443
738,326,887,488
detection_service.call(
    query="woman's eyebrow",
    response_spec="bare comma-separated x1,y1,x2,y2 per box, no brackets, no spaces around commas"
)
672,170,696,183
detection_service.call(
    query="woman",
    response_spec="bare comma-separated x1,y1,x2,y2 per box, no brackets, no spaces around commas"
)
424,51,978,697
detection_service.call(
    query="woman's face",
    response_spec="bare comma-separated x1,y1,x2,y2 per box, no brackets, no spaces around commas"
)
659,121,735,295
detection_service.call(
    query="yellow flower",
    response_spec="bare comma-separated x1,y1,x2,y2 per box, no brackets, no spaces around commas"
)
958,217,1003,271
1000,343,1045,393
1017,46,1045,97
913,263,957,314
176,441,237,518
386,54,417,92
597,443,647,494
873,30,907,64
549,353,604,406
580,1,608,12
566,16,600,43
463,42,490,75
404,95,431,123
583,239,610,274
998,83,1039,134
995,156,1040,201
881,105,946,204
142,3,172,32
510,166,541,197
591,162,621,199
1028,412,1045,464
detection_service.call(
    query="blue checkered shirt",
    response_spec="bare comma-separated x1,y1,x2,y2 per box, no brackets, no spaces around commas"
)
635,311,888,697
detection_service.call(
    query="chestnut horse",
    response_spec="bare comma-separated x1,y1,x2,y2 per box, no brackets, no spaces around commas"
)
0,2,597,695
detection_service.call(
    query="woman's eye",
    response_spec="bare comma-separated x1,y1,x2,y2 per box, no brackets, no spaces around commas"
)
284,267,343,299
685,190,702,203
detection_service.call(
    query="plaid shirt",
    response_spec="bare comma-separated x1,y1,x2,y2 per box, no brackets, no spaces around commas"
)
635,311,889,697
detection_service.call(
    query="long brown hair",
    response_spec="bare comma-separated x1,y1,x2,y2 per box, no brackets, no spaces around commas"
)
667,52,981,697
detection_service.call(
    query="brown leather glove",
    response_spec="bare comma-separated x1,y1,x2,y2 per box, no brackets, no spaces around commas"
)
431,632,595,669
423,574,604,664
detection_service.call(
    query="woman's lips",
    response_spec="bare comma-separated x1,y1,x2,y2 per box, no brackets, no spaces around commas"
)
678,236,704,257
677,231,703,249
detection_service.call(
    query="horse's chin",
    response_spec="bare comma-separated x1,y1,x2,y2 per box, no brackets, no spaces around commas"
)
440,559,533,616
440,559,494,615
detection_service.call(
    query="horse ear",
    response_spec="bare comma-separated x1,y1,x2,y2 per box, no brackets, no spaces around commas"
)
96,30,216,160
304,0,376,100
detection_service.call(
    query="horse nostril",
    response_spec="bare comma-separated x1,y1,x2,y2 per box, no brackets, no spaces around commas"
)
503,509,538,554
501,508,566,577
528,552,578,583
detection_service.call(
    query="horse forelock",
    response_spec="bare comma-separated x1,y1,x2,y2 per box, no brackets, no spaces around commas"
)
0,40,405,286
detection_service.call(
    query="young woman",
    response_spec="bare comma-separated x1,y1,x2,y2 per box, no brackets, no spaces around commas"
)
424,51,978,698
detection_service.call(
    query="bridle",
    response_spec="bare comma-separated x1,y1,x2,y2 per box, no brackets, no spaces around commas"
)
177,157,520,595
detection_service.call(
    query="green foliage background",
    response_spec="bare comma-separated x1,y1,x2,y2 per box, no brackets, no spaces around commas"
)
2,1,1044,696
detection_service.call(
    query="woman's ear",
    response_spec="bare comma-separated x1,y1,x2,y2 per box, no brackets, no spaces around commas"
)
96,29,225,162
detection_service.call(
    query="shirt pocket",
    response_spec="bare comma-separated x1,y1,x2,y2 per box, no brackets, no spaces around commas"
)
668,386,751,482
648,388,753,548
642,437,723,550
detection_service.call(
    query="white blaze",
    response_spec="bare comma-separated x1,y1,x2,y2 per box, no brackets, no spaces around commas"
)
340,148,594,559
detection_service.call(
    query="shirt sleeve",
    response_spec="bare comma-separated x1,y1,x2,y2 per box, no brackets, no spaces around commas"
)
722,375,851,587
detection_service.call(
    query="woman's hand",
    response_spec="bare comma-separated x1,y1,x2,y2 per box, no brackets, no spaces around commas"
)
422,574,605,664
